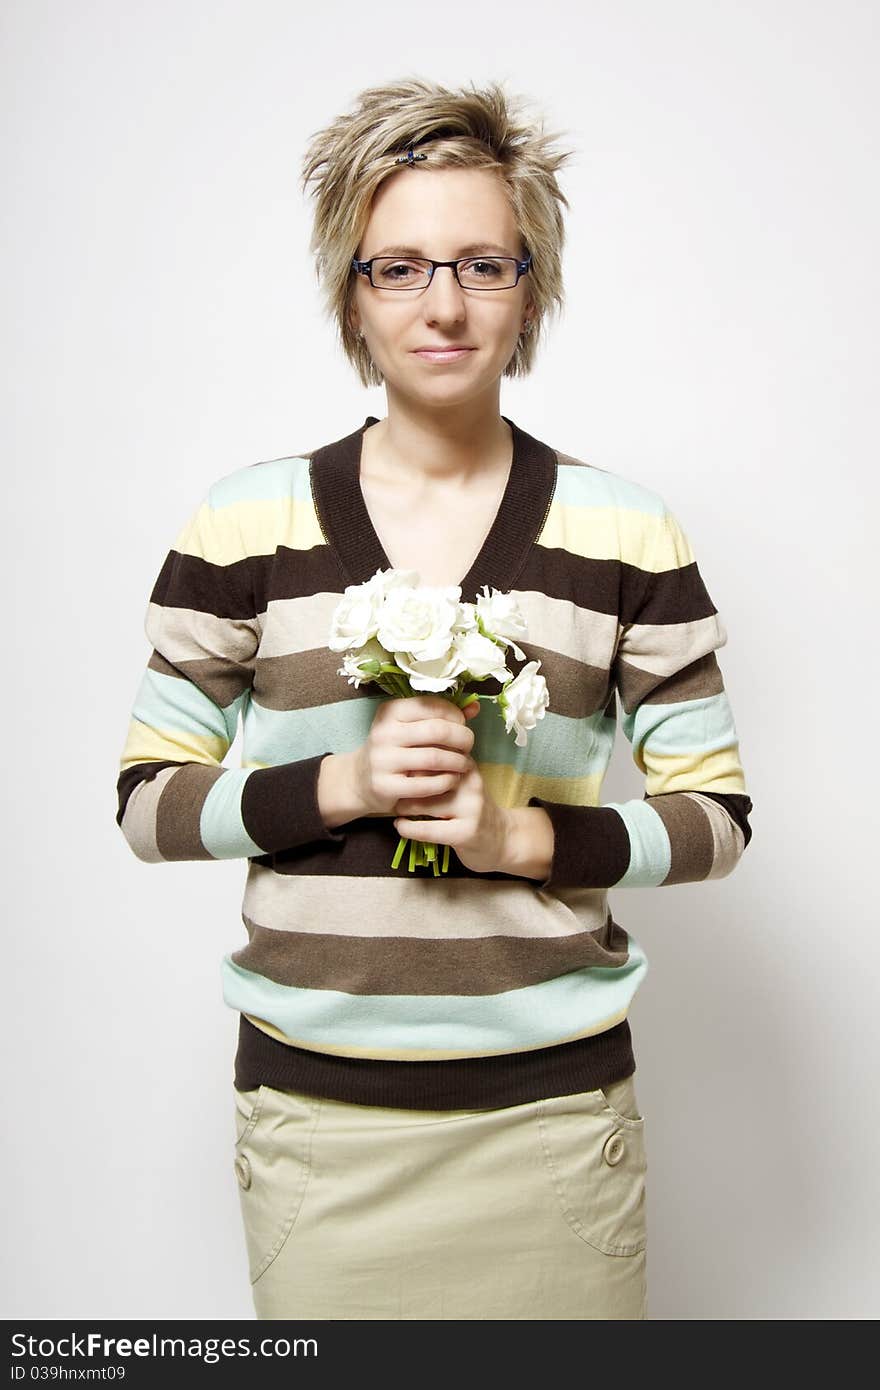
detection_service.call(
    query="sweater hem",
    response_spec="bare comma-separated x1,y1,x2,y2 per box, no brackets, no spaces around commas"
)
232,1011,636,1110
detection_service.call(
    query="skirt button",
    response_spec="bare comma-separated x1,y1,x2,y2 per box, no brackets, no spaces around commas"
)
603,1131,626,1166
234,1153,252,1189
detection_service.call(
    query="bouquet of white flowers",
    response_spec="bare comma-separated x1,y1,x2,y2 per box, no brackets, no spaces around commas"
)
329,568,549,874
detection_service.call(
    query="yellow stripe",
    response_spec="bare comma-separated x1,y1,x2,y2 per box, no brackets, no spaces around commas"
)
641,745,747,795
173,496,325,565
118,717,227,769
539,502,672,569
244,1009,631,1061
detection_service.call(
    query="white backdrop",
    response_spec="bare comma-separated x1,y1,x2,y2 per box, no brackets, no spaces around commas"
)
3,0,876,1320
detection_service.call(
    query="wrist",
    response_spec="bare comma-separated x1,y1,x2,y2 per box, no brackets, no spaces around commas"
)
499,806,555,882
317,751,369,829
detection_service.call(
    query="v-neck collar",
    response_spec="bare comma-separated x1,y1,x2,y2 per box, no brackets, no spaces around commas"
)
308,414,557,601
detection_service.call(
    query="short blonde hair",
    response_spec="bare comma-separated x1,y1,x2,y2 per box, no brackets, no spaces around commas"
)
300,76,576,388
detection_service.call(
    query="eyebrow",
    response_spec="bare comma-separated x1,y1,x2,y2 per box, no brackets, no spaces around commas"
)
370,243,516,258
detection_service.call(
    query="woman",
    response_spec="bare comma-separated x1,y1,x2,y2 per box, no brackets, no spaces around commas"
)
116,76,754,1320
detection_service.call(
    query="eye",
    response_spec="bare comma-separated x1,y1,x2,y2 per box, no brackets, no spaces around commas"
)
464,259,503,277
374,259,424,283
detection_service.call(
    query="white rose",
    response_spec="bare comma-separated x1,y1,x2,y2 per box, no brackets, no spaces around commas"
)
475,585,528,661
337,636,390,687
376,584,461,662
453,601,480,632
452,628,512,682
328,568,421,652
373,567,422,596
499,660,550,747
395,645,467,694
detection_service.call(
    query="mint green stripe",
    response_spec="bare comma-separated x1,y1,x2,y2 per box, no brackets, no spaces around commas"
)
133,668,244,745
243,694,611,781
220,935,648,1054
605,800,671,886
208,456,311,509
622,689,739,758
206,453,663,516
200,769,262,858
200,450,669,520
553,462,665,516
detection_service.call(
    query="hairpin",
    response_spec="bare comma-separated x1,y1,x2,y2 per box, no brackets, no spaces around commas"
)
395,143,428,166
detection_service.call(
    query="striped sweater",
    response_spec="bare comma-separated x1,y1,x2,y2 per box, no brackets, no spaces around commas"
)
116,414,753,1109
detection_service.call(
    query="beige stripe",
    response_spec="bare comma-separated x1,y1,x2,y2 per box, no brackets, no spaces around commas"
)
682,791,746,879
617,612,727,678
145,603,261,669
259,587,620,667
258,591,363,659
241,862,610,939
118,764,178,862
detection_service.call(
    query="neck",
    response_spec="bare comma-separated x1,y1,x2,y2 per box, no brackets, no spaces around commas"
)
363,388,513,487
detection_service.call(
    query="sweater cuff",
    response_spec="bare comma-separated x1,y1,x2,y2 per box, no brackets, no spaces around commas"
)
526,797,630,890
241,753,348,854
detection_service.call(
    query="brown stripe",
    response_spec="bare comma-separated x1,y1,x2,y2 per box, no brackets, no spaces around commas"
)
525,801,630,890
154,762,223,859
246,812,555,880
241,754,347,854
147,646,253,710
232,1011,637,1110
518,545,625,617
151,539,348,624
230,916,630,996
616,648,726,714
151,547,267,621
647,792,716,883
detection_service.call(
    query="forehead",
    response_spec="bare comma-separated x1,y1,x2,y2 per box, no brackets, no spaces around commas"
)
363,167,520,252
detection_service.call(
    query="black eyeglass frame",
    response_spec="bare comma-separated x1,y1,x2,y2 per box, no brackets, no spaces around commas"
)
351,251,532,290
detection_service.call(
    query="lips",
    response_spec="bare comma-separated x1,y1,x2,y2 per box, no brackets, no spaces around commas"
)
412,347,475,361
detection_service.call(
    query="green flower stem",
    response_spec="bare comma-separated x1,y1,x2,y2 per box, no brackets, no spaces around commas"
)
390,834,450,874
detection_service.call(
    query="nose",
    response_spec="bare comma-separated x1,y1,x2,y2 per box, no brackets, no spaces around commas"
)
422,265,467,321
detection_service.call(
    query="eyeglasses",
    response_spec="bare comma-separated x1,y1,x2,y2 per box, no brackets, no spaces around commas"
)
351,252,532,291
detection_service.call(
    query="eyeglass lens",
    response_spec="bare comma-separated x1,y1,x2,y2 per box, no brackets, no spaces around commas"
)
370,257,520,290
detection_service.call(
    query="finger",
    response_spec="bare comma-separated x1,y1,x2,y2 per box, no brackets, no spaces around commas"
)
395,794,452,814
394,723,470,755
391,771,462,800
393,816,454,841
393,697,466,724
395,737,471,767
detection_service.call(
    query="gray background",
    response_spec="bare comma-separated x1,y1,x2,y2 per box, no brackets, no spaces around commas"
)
3,0,876,1319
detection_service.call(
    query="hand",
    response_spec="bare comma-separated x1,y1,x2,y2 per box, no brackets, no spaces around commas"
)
391,752,512,875
352,694,480,817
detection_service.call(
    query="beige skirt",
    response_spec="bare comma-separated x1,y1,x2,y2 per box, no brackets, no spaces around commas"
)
232,1072,648,1320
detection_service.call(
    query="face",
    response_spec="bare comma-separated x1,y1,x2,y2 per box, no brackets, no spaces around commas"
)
350,167,534,409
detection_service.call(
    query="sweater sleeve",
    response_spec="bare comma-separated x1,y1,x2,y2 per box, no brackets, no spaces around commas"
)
115,486,346,862
527,503,753,891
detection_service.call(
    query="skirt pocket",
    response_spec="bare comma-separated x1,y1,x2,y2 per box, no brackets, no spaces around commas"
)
536,1073,647,1257
231,1083,321,1284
